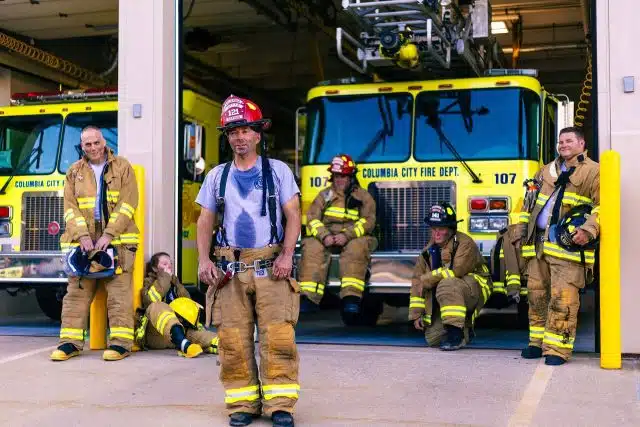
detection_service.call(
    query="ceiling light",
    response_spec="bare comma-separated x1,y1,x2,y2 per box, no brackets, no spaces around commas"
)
491,21,509,35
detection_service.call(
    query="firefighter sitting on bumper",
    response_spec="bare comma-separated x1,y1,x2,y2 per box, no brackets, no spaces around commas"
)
51,125,139,362
298,154,377,316
134,252,218,357
516,126,599,366
409,203,492,350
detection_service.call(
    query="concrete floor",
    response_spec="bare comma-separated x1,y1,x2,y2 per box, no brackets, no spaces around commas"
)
0,336,638,427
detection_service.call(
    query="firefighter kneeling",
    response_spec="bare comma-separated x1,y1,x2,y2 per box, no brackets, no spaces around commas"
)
409,203,492,350
298,154,377,319
134,252,218,356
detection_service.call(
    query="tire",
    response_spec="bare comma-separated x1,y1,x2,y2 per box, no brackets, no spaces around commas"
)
35,286,66,321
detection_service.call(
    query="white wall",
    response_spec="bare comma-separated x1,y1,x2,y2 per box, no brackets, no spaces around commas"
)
117,0,177,263
596,0,640,353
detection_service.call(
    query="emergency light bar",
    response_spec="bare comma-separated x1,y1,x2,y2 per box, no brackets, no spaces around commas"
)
9,87,118,106
484,69,539,77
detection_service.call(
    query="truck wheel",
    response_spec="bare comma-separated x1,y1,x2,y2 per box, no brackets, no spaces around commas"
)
35,286,65,321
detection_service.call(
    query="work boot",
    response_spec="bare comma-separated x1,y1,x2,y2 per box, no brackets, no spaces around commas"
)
299,295,319,313
341,296,361,314
272,411,295,427
440,325,464,351
50,343,80,361
545,355,566,366
103,345,130,361
229,412,258,426
521,345,543,359
179,343,203,358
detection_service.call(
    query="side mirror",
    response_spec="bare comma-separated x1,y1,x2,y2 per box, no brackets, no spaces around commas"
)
183,123,204,179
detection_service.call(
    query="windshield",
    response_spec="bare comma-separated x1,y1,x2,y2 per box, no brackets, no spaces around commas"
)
303,93,413,164
414,88,540,161
59,111,118,173
0,115,62,175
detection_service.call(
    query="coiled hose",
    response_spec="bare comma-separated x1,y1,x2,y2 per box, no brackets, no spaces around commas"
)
574,46,592,128
0,31,107,87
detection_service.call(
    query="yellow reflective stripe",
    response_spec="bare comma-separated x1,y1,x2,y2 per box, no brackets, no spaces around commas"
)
109,212,120,222
562,192,592,206
155,311,177,334
441,268,455,279
64,209,75,222
492,282,506,294
109,326,134,341
536,193,550,206
518,212,530,223
60,242,80,250
520,288,529,296
325,207,359,220
300,281,324,295
482,264,489,273
262,383,300,400
119,202,135,218
60,328,84,340
543,242,595,264
148,286,162,303
210,336,219,347
470,273,491,301
308,219,323,230
591,206,600,215
75,217,87,227
341,277,365,292
110,239,122,245
440,305,466,318
529,326,544,340
77,197,96,209
506,273,521,286
421,314,432,325
119,233,140,244
409,296,426,309
354,220,366,237
522,245,536,258
106,190,120,202
499,248,505,259
225,385,260,404
543,331,574,349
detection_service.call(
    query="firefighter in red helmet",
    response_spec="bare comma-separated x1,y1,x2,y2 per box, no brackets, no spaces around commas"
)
298,154,378,322
196,94,301,427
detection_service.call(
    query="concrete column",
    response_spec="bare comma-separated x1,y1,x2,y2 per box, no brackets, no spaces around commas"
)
597,0,640,353
117,0,178,261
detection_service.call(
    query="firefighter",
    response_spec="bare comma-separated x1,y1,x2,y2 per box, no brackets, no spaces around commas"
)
409,203,492,350
489,224,527,307
297,154,377,317
196,95,301,427
50,125,139,362
517,126,599,366
134,252,219,356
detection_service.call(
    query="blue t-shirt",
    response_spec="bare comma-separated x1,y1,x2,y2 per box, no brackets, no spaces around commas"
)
195,157,300,248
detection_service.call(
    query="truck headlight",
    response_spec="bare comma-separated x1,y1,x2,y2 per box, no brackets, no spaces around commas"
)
0,221,11,237
469,216,509,233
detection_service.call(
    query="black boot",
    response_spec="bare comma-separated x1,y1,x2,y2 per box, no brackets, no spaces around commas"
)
272,411,295,427
521,346,543,359
229,412,258,426
545,355,566,366
440,325,464,351
342,296,361,314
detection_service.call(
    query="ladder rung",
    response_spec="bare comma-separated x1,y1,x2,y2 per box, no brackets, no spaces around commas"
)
364,10,423,18
374,20,427,27
345,0,426,9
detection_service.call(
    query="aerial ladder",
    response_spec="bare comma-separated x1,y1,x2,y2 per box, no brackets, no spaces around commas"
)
336,0,505,78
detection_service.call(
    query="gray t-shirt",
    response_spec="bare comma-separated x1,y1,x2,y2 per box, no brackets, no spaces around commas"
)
195,157,300,248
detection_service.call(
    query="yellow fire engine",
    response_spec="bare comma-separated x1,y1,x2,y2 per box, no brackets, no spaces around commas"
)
0,88,221,319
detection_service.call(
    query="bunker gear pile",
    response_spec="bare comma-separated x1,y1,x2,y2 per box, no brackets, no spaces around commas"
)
517,152,599,361
409,231,492,349
489,225,526,304
298,185,377,304
52,149,139,362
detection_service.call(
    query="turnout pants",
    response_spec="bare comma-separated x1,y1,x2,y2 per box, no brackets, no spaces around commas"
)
527,246,584,360
58,272,134,350
143,301,217,350
298,236,377,304
211,245,300,416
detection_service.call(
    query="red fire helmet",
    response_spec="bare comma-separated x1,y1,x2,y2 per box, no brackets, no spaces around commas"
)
217,94,271,132
328,154,357,175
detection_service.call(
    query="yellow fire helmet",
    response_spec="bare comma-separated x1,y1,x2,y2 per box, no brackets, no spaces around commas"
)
169,297,203,328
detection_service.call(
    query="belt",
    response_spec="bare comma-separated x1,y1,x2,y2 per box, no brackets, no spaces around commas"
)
215,258,275,274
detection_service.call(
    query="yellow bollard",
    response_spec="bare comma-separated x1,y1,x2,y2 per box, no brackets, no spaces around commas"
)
88,164,146,350
599,150,621,369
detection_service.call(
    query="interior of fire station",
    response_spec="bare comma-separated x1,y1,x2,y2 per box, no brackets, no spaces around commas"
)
0,0,636,356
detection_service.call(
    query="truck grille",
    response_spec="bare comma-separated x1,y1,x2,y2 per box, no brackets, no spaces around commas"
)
21,192,65,251
369,181,456,252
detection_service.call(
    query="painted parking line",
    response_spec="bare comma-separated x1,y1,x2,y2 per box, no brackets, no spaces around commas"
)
507,361,555,427
0,345,57,365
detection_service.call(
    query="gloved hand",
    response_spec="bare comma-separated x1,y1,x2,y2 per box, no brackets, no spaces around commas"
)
507,289,521,305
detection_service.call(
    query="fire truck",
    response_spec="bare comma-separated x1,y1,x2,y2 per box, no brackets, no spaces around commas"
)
0,88,220,319
296,0,575,324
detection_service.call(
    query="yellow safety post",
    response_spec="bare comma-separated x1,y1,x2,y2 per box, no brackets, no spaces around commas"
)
89,164,145,350
600,150,621,369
